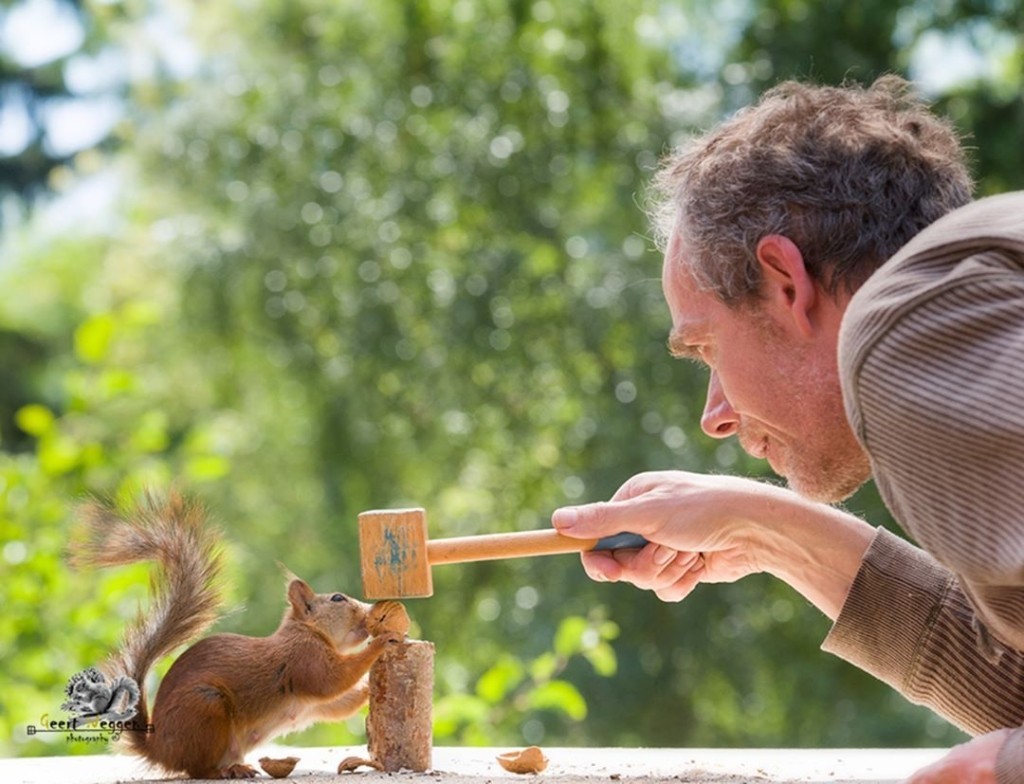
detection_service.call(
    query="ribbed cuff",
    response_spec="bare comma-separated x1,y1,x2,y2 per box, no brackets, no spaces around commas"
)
822,527,955,692
997,728,1024,784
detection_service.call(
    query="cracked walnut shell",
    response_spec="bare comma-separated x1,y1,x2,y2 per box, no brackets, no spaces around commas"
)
258,756,300,778
497,746,549,774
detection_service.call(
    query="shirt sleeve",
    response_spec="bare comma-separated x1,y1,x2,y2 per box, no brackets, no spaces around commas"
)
823,527,1024,735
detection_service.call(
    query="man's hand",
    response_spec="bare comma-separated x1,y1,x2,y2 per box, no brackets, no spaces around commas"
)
552,471,764,602
552,470,875,619
905,729,1009,783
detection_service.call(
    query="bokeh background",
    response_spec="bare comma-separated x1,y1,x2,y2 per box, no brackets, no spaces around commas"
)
2,0,1022,758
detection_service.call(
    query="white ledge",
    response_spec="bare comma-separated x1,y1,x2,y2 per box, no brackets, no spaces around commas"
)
0,745,949,784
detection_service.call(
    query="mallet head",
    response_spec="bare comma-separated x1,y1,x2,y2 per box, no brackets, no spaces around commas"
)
359,508,433,599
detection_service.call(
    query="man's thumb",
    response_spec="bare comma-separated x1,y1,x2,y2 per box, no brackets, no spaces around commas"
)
552,502,615,537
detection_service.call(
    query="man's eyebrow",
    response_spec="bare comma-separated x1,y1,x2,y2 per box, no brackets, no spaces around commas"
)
667,327,703,360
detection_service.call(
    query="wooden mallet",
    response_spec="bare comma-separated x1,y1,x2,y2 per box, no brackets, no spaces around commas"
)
359,508,648,599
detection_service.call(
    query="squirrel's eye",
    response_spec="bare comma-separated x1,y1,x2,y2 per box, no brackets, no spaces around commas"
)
330,593,347,603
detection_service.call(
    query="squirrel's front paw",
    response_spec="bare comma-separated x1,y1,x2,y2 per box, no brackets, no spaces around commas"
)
371,630,404,648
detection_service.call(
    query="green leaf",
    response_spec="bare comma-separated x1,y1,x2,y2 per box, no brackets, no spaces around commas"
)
129,410,170,453
599,620,621,641
122,300,161,326
554,615,588,658
475,654,525,705
184,455,231,481
38,435,80,476
74,313,116,364
433,693,490,739
100,369,138,396
525,679,588,721
14,405,55,437
583,642,618,677
529,651,559,682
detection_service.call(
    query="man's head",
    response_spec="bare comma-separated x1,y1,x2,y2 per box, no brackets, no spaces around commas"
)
651,76,973,502
650,75,973,301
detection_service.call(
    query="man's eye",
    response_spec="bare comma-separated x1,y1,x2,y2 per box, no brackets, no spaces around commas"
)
691,345,715,369
668,335,710,366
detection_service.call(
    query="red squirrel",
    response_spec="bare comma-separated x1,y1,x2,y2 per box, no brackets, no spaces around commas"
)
70,492,401,779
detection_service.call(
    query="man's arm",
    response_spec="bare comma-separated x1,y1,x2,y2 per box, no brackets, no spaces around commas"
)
554,470,1024,736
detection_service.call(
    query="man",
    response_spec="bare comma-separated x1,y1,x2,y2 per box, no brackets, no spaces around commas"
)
552,76,1024,783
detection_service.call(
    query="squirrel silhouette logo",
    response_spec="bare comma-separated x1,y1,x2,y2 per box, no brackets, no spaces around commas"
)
61,667,141,724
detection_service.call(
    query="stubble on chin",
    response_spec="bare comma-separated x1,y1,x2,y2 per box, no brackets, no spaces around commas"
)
783,449,872,504
737,424,870,503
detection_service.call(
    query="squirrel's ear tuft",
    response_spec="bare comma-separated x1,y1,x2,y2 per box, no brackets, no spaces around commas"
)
277,561,300,586
287,578,316,617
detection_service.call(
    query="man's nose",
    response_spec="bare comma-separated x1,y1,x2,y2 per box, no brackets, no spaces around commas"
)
700,372,739,439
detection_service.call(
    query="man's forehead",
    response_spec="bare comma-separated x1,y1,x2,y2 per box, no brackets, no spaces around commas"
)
662,229,688,271
662,249,708,313
663,253,740,351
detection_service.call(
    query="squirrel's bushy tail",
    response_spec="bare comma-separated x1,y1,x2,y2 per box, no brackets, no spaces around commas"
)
71,492,224,756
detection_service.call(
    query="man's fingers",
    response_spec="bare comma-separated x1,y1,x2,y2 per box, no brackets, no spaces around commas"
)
553,499,657,539
580,545,707,603
654,556,706,602
633,549,703,592
579,551,623,582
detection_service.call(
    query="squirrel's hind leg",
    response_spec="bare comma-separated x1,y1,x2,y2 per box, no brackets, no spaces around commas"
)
151,684,237,779
220,762,258,779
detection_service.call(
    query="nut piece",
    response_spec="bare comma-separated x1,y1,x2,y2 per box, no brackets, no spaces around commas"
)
338,755,384,773
258,756,300,778
367,600,410,637
497,746,549,774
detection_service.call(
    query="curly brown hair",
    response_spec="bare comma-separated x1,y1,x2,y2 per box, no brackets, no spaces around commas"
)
649,75,973,302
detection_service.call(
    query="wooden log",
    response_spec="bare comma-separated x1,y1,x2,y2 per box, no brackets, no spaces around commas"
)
366,639,434,772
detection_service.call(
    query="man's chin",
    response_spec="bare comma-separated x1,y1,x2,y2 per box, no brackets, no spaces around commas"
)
784,469,868,505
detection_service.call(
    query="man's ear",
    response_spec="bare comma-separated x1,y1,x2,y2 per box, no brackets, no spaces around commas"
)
755,234,816,338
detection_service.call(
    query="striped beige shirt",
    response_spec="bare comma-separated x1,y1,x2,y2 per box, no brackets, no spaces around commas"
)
825,191,1024,782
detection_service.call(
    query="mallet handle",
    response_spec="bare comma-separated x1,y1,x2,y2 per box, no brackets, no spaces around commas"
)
427,530,647,565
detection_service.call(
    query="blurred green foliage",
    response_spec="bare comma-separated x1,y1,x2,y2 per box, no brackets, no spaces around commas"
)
2,0,1022,759
434,611,619,744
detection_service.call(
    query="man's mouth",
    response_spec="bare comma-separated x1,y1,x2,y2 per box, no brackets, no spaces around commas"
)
739,432,769,461
741,434,787,476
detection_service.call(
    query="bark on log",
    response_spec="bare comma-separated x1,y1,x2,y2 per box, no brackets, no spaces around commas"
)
366,639,434,772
